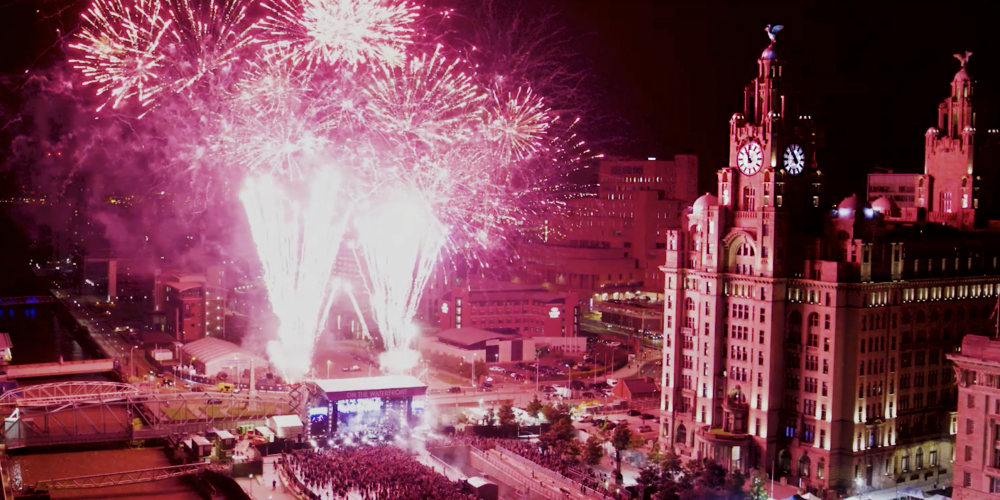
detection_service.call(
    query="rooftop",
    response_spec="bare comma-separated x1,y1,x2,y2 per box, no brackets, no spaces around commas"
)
621,378,660,394
436,327,519,348
315,375,428,401
181,337,268,367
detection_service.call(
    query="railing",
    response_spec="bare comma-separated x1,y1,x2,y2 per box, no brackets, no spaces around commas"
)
471,447,563,500
494,446,605,499
32,463,218,491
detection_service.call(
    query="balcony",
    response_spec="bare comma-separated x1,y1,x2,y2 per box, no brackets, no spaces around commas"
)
698,426,752,445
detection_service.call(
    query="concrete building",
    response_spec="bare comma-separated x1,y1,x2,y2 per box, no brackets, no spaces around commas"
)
949,335,1000,500
436,279,579,338
153,268,226,342
659,31,1000,498
420,328,536,364
867,173,920,209
515,156,698,334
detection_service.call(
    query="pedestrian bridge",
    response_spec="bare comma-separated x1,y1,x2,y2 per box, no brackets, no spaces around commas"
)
0,296,56,306
1,381,298,450
6,359,115,379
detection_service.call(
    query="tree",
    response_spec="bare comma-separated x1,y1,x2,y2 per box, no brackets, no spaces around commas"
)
647,440,662,464
526,395,544,418
612,423,634,480
583,435,605,465
748,470,768,500
540,402,569,423
483,407,497,427
498,401,517,435
725,470,747,500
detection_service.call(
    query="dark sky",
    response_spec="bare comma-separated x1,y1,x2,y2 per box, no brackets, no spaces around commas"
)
4,0,1000,199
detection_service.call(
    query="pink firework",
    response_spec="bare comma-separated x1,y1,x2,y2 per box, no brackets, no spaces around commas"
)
70,0,172,113
241,169,352,381
162,0,258,94
259,0,419,70
363,44,485,148
354,184,445,374
486,85,552,163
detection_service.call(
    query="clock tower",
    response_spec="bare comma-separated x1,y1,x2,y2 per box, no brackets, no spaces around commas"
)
716,25,822,277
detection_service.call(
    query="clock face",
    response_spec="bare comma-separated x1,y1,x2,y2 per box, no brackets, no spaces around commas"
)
737,141,764,175
783,143,805,175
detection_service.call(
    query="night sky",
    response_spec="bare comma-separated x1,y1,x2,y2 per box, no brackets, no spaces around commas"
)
4,0,1000,200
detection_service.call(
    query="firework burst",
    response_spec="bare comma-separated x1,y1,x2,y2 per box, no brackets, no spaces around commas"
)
486,85,551,163
259,0,419,71
162,0,258,95
70,0,172,113
364,45,485,149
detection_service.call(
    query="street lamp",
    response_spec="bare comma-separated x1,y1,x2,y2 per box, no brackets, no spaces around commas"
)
249,473,254,497
326,360,332,379
129,345,139,380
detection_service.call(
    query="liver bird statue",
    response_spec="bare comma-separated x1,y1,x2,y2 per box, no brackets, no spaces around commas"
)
954,51,973,68
765,24,784,42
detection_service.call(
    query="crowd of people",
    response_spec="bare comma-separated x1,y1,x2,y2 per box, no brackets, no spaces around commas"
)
282,445,476,500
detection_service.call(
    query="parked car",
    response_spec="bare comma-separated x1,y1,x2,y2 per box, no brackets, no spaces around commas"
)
627,409,641,417
641,413,656,420
582,392,595,398
447,386,462,394
206,398,222,405
638,425,653,433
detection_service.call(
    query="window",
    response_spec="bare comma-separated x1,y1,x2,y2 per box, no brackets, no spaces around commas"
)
824,314,831,329
969,394,976,409
823,337,830,352
822,359,829,374
964,472,972,488
755,418,761,436
758,372,763,387
804,399,817,416
968,419,975,435
966,445,974,462
820,404,827,420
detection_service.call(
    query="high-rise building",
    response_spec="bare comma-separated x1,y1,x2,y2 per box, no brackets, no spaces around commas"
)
517,155,698,334
948,334,1000,500
659,30,1000,498
153,268,226,343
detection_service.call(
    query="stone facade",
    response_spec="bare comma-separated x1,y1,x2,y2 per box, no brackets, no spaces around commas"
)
659,31,1000,499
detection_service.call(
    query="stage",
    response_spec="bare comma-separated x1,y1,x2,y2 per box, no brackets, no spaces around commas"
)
305,375,428,441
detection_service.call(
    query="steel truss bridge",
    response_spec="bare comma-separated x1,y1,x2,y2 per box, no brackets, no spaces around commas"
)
1,381,298,450
25,463,228,493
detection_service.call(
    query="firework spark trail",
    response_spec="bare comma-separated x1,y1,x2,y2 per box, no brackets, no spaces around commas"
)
240,169,350,381
70,0,172,113
259,0,419,71
163,0,257,94
364,44,485,148
355,186,444,374
486,86,551,163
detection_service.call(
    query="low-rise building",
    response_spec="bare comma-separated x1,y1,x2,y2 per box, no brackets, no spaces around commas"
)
435,279,579,338
419,327,536,364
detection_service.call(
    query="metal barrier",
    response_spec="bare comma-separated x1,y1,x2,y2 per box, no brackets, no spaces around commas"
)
471,447,561,500
494,446,606,499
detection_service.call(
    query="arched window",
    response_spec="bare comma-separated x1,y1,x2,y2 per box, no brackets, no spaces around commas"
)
916,448,924,469
798,455,811,477
676,424,687,445
685,298,695,311
808,313,820,328
779,451,791,475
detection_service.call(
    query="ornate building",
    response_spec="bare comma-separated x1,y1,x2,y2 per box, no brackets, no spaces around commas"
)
949,335,1000,500
659,28,1000,498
